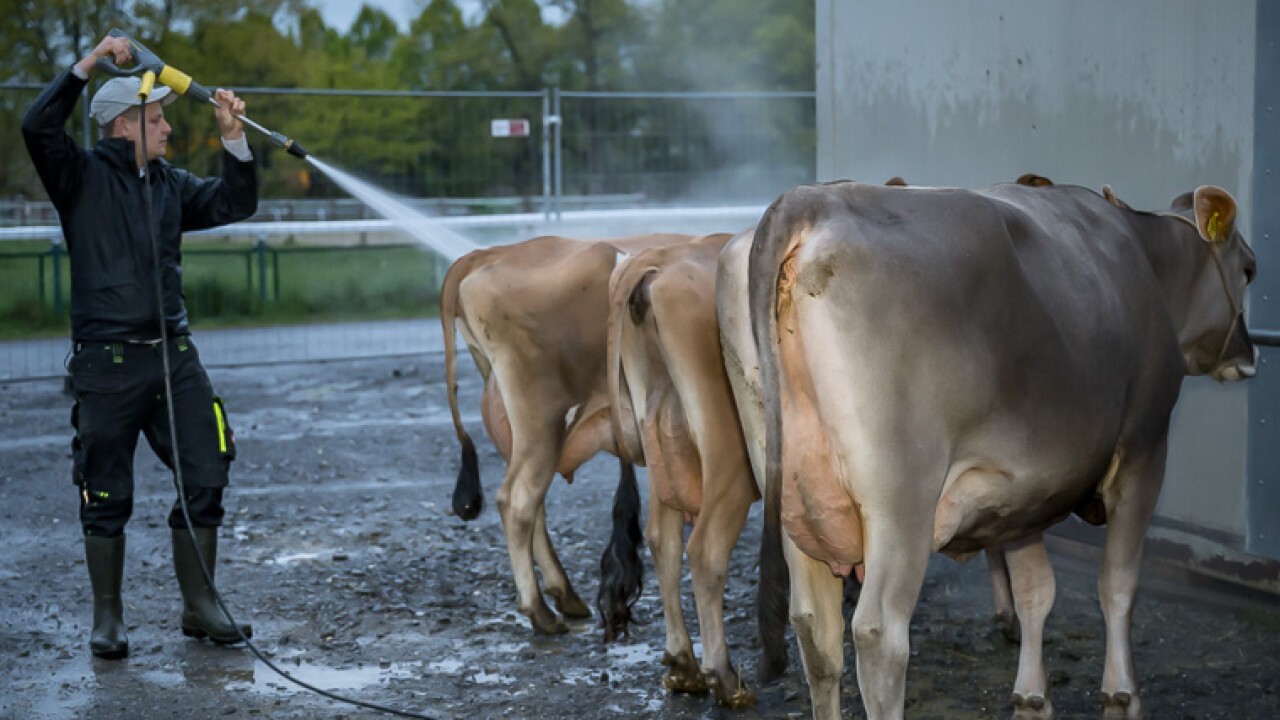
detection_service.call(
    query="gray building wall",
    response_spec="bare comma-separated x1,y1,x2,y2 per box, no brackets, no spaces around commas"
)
816,1,1274,570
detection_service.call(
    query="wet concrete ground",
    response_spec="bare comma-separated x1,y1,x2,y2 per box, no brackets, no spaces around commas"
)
1,349,1278,719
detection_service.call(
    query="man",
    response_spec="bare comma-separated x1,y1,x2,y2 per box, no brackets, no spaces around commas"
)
22,33,258,660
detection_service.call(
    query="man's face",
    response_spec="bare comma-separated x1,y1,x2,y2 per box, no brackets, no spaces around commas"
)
115,103,171,162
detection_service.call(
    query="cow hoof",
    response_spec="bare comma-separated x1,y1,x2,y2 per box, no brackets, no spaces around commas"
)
995,611,1021,644
1011,691,1053,719
661,651,708,696
548,587,592,620
532,616,569,635
1098,690,1142,719
708,671,757,709
525,604,569,635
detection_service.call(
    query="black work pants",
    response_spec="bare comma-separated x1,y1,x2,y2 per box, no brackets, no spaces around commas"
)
69,337,235,538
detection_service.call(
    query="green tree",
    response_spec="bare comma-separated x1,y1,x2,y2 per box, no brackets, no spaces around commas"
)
393,0,493,90
480,0,556,89
547,0,642,90
349,5,401,64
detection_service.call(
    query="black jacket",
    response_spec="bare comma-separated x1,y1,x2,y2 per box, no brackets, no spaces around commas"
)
22,69,258,341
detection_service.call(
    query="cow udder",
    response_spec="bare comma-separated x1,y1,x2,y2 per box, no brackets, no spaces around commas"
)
777,292,865,575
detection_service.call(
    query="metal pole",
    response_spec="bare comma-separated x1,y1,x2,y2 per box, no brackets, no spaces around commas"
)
542,89,552,221
51,239,64,317
1248,0,1280,561
272,248,280,301
255,237,268,305
553,87,563,220
1250,328,1280,347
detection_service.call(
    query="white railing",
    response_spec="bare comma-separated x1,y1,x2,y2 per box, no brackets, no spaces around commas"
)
0,206,765,381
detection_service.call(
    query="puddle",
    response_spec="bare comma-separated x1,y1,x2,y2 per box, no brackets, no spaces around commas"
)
473,612,524,628
559,667,600,686
139,668,188,686
22,661,94,720
270,552,326,565
606,642,660,667
469,670,515,685
428,659,465,674
226,659,418,695
488,642,529,655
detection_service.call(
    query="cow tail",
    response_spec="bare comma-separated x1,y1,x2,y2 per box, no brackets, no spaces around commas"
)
606,262,653,466
442,254,483,521
596,459,644,642
749,192,798,682
597,259,651,642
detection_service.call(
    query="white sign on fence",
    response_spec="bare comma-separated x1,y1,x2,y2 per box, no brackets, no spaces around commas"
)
490,118,531,137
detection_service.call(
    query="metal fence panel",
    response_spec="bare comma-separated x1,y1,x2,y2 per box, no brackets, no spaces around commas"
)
2,84,814,213
0,85,811,380
559,91,815,205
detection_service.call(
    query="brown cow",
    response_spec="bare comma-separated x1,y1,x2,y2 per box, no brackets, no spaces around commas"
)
442,233,690,634
604,233,758,707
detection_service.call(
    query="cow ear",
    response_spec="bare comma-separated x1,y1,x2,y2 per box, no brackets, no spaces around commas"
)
1102,184,1129,208
1016,173,1053,187
1193,186,1237,244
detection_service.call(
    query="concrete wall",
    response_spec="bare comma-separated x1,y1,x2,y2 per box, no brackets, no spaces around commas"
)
816,2,1270,567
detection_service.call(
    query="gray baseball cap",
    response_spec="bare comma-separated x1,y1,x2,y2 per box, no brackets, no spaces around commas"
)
90,76,178,125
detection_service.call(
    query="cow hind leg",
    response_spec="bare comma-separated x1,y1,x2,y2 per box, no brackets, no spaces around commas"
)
1096,451,1166,720
1005,533,1056,720
1098,516,1147,720
496,415,567,635
534,503,590,619
987,545,1021,643
685,480,755,708
852,512,935,720
785,535,845,720
648,495,706,696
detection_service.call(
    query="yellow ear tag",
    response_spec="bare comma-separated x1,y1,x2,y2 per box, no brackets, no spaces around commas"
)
1207,212,1222,242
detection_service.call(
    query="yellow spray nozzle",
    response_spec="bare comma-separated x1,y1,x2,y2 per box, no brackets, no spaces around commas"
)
138,70,157,101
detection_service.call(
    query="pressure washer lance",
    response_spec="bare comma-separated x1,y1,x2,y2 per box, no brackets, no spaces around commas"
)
95,27,309,160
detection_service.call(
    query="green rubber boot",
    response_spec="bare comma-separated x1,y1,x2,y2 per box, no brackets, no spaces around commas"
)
172,528,252,644
84,535,129,660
